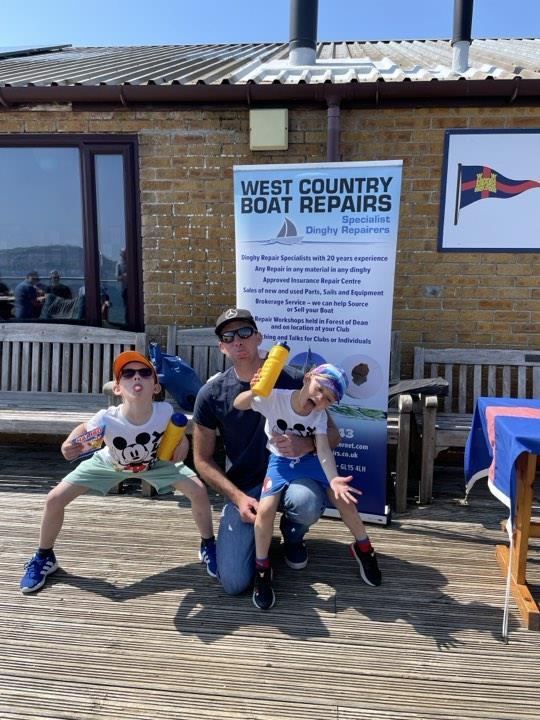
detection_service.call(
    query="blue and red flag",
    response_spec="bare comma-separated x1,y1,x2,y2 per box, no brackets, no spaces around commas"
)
455,164,540,223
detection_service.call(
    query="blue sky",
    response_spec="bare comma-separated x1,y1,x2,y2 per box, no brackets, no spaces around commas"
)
2,0,539,47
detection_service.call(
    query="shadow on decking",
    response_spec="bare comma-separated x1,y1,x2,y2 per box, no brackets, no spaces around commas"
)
24,535,511,650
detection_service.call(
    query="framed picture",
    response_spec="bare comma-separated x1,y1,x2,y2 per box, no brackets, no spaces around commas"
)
438,129,540,252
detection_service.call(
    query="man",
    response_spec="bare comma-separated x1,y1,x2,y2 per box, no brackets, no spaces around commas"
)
45,271,72,300
193,308,340,595
14,271,44,319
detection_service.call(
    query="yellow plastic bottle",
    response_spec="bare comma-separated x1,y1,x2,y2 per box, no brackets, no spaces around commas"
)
252,342,290,397
157,412,188,461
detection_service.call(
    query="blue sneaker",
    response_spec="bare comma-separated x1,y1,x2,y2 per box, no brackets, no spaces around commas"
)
199,539,217,578
20,551,59,594
283,540,308,570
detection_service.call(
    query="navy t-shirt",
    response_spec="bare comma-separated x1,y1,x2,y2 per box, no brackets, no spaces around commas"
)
193,365,303,491
14,280,39,319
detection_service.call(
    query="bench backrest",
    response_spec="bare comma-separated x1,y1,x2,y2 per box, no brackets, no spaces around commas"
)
167,327,231,381
0,323,146,395
167,325,401,385
413,347,540,414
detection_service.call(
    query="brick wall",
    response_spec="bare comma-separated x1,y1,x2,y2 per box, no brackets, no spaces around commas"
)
340,106,540,374
2,102,540,371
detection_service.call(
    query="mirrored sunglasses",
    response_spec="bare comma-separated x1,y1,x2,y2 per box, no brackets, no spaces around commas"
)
219,326,256,343
120,367,154,379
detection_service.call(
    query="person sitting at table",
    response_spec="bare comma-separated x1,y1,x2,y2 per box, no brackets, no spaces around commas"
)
14,271,45,320
45,271,72,300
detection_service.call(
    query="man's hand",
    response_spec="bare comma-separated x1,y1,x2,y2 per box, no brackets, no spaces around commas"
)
236,493,259,523
271,432,314,458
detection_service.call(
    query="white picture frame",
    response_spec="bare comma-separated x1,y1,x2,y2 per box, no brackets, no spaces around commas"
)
438,129,540,252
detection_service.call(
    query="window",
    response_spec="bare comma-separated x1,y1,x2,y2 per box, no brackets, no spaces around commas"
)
0,135,142,329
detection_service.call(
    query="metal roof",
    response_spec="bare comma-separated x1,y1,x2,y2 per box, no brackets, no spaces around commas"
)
0,39,538,88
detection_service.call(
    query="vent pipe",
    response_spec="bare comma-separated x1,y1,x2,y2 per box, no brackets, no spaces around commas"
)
289,0,318,66
451,0,474,73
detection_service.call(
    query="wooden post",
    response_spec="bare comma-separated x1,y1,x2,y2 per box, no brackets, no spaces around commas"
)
495,452,540,631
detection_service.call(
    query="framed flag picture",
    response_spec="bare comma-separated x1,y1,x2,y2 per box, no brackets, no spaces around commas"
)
438,129,540,252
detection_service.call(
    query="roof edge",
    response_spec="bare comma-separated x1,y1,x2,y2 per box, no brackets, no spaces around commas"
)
0,77,539,108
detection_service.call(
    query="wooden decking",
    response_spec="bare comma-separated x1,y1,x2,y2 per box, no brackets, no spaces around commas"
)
2,442,540,720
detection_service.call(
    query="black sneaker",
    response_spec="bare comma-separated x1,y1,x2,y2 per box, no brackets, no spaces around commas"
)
283,540,308,570
349,543,382,587
252,566,275,610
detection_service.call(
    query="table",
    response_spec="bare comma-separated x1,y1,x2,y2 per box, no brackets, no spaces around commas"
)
465,397,540,630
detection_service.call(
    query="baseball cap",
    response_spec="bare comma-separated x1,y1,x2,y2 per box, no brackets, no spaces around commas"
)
215,308,258,336
113,351,156,381
311,363,349,403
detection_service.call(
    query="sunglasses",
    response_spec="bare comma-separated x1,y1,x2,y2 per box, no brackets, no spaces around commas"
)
219,326,257,343
120,367,154,379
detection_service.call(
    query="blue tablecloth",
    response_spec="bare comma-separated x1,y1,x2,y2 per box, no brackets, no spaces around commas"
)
465,397,540,524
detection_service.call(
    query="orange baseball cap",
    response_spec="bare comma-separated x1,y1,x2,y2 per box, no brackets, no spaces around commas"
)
113,351,156,381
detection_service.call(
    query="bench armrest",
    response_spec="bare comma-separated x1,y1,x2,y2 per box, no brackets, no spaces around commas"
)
398,392,413,414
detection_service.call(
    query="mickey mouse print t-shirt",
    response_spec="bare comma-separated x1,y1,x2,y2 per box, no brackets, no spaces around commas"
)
86,402,173,472
251,389,327,459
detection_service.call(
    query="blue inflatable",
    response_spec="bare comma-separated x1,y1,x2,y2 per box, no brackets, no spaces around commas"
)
149,342,203,412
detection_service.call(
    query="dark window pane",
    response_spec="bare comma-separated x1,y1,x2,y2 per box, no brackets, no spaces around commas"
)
95,154,127,328
0,147,85,322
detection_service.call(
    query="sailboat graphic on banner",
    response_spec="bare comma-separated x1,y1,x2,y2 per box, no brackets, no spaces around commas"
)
262,217,304,245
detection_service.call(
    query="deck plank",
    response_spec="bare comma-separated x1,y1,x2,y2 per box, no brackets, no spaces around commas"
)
1,442,539,720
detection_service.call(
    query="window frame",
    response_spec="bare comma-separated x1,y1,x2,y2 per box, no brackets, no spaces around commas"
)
0,134,143,330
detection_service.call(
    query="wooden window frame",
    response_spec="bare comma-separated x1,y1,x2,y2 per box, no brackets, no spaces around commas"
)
0,134,143,330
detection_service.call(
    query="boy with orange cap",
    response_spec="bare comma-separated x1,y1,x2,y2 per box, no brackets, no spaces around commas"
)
20,350,216,594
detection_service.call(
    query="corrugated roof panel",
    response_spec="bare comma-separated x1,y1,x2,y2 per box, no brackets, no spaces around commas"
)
0,44,71,60
0,46,154,86
90,45,236,86
0,39,537,88
469,38,540,77
165,44,280,85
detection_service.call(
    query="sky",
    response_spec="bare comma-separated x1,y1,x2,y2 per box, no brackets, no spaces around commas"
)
2,0,539,48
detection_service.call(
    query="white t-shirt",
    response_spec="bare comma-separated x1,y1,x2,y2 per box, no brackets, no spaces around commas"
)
87,402,173,472
251,389,327,458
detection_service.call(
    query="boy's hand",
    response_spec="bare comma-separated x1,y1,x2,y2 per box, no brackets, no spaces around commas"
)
61,440,84,461
329,475,362,505
249,368,262,389
172,435,189,463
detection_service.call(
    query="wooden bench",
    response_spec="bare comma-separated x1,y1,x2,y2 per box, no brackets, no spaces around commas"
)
167,326,413,514
413,347,540,504
0,323,146,436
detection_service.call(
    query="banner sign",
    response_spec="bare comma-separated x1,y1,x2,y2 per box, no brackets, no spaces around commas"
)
234,161,402,524
439,129,540,251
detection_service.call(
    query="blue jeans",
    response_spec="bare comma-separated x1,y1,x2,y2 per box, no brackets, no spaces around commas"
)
216,477,327,595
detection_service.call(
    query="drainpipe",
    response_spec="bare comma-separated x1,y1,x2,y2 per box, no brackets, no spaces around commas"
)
289,0,318,66
451,0,474,74
327,98,341,162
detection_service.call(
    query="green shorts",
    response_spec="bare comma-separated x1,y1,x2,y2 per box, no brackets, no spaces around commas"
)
63,453,196,496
